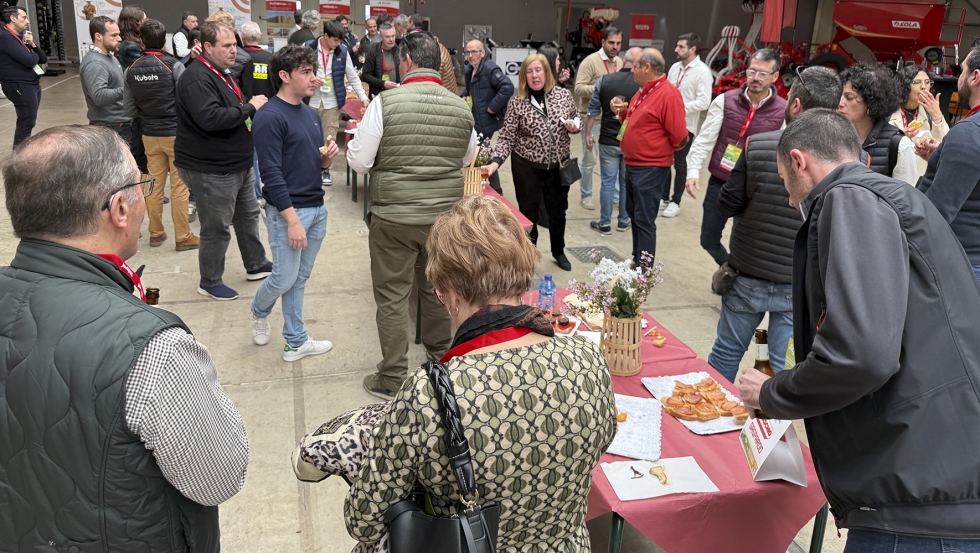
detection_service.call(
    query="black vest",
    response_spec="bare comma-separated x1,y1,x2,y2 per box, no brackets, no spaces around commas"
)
862,118,904,177
597,68,641,146
126,50,180,137
172,25,190,57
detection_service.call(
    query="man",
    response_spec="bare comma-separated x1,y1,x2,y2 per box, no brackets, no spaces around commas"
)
124,19,199,252
175,21,272,301
251,44,340,361
80,16,130,142
287,9,304,40
0,5,47,146
739,108,980,550
288,9,318,46
615,48,688,265
336,15,358,56
408,14,457,95
347,32,476,399
172,11,198,58
586,46,642,235
685,48,786,267
461,38,513,193
574,27,623,211
393,14,409,41
708,67,842,382
307,19,369,186
663,33,712,218
356,17,379,66
361,24,399,98
206,10,251,87
242,21,274,101
918,47,980,281
0,125,248,552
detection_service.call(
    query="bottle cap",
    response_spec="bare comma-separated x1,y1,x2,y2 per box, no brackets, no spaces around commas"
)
544,274,553,281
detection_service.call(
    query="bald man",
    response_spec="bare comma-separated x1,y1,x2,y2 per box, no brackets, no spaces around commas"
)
461,38,513,193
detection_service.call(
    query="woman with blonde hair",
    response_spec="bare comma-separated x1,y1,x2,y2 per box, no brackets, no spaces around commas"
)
343,195,617,552
483,53,581,271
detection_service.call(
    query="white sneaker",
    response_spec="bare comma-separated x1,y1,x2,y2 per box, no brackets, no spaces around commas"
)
251,313,271,346
188,203,198,223
663,202,681,218
580,196,595,210
283,338,333,362
659,200,668,211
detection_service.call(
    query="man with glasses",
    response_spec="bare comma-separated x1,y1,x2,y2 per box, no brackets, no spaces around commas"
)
684,48,786,268
461,38,513,193
0,125,249,551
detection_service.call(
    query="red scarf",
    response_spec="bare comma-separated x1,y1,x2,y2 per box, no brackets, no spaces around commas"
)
441,327,533,362
97,254,147,302
401,75,443,86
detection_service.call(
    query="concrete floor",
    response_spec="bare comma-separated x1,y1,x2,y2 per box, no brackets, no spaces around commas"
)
0,69,847,552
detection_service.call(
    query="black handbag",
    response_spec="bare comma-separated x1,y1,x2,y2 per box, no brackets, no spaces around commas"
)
383,361,500,553
538,96,582,187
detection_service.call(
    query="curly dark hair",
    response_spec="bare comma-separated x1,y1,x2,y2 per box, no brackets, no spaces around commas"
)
269,43,317,89
840,62,903,122
896,64,931,103
117,5,145,47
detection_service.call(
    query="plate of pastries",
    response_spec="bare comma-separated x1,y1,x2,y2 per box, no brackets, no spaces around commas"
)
642,372,749,435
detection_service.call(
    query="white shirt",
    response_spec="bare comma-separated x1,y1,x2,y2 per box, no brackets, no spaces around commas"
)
173,32,189,57
310,40,369,109
686,88,778,180
667,57,712,135
892,136,918,186
347,94,478,174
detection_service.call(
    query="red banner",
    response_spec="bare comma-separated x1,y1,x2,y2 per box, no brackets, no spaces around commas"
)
629,14,655,47
320,0,350,16
266,1,297,12
369,0,399,16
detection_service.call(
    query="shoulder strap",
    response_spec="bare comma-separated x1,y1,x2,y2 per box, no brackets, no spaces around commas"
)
887,132,903,177
422,361,478,501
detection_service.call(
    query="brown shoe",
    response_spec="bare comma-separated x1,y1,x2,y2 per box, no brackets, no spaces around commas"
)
176,235,200,252
149,232,167,247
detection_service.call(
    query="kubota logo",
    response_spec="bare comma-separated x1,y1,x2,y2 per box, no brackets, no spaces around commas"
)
892,20,920,29
634,24,650,30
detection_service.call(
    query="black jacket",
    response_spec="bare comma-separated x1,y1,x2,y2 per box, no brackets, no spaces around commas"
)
761,162,980,537
125,50,182,137
175,56,256,173
230,46,251,88
595,68,640,146
719,130,801,283
361,41,399,98
0,27,47,84
241,45,275,101
863,118,904,177
462,57,513,137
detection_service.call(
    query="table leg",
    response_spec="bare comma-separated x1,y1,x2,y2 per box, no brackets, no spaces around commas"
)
608,512,624,553
363,174,369,219
352,172,358,202
809,503,829,553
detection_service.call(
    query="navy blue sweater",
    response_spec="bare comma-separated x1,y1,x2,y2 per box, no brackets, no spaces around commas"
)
0,26,47,84
253,96,325,212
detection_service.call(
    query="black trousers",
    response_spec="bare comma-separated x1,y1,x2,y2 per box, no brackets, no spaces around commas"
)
511,154,568,257
664,131,694,205
131,119,148,172
1,81,41,147
92,121,132,142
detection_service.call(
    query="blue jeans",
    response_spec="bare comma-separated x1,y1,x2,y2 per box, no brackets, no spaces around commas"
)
708,275,793,382
625,165,670,264
580,125,598,199
251,205,328,348
701,175,734,265
598,144,629,227
974,264,980,280
252,150,262,201
844,529,980,553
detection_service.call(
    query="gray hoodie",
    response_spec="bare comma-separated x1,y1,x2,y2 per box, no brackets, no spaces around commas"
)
79,48,129,125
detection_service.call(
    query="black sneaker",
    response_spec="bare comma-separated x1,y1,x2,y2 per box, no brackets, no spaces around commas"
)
590,221,612,235
363,374,398,400
246,261,273,281
617,220,632,232
554,254,572,271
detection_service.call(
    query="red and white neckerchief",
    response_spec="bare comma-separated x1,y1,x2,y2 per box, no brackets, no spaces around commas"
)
4,26,32,52
625,75,668,119
97,254,147,302
441,327,534,362
198,56,243,104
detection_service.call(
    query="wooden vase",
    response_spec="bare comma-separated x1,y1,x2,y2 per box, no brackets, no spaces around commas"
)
462,167,484,197
601,314,643,376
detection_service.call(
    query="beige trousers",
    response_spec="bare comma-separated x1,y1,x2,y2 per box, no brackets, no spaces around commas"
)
143,135,192,242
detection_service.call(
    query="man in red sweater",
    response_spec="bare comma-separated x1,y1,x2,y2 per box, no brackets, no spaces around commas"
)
614,48,689,265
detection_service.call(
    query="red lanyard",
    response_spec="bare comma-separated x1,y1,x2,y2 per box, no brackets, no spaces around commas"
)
382,49,393,74
199,56,242,104
320,38,332,76
441,327,534,362
244,45,264,52
603,58,615,74
5,26,31,52
401,75,443,86
735,105,759,147
626,76,667,119
900,107,918,127
97,254,147,302
675,66,688,89
967,103,980,118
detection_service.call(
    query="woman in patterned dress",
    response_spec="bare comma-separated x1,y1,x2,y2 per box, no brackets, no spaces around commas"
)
344,196,617,553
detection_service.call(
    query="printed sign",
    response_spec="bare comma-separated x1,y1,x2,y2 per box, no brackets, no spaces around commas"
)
73,0,121,58
209,0,251,30
369,0,399,17
740,417,807,486
266,1,298,39
320,0,351,17
891,20,921,29
629,14,655,47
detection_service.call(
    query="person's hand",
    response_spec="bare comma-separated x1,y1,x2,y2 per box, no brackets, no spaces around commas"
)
685,178,700,199
360,99,369,115
903,125,919,139
482,162,500,177
23,31,34,47
610,97,626,115
287,219,308,250
915,136,939,161
249,95,268,111
919,90,943,122
321,136,340,163
190,44,202,59
353,43,360,53
559,68,570,83
383,81,398,90
586,134,595,150
487,108,495,115
737,367,770,411
563,120,579,132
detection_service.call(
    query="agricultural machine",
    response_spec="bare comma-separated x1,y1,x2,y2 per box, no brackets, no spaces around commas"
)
564,7,621,81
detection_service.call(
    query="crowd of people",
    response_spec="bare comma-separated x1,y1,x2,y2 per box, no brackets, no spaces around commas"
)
2,5,980,552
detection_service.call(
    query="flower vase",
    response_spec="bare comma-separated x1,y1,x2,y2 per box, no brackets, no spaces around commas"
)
601,314,643,376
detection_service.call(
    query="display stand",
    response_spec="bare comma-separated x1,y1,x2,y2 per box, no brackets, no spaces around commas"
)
29,0,68,71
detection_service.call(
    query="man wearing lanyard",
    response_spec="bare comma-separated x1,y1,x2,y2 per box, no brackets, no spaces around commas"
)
684,48,786,267
663,33,712,219
0,5,48,147
613,48,688,266
175,21,272,301
574,27,623,211
307,19,369,186
361,24,399,99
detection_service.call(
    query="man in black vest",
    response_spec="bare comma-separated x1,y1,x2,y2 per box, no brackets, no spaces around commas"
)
586,46,642,234
172,11,198,58
708,67,841,382
0,125,248,551
739,109,980,550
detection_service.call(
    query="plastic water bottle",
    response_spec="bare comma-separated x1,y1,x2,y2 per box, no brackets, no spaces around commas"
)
537,274,556,312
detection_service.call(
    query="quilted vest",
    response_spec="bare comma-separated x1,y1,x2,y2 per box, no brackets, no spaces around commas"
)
369,68,474,226
708,85,786,180
308,39,348,109
862,118,905,177
126,50,180,137
0,240,220,553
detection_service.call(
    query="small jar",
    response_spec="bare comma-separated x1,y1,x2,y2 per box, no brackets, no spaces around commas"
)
145,288,160,306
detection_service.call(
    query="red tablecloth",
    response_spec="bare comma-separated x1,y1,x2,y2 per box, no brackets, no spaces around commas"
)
343,97,364,121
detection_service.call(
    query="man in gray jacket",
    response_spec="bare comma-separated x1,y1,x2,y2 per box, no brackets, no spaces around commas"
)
739,109,980,550
80,16,130,140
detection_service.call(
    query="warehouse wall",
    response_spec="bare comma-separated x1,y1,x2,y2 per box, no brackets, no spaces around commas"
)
61,0,206,59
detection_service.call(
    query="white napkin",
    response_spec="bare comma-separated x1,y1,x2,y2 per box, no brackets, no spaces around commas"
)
600,457,719,501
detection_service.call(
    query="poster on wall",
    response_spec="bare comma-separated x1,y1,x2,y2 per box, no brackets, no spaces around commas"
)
320,0,351,18
73,0,121,57
369,0,399,17
208,0,251,30
629,14,655,47
267,1,299,38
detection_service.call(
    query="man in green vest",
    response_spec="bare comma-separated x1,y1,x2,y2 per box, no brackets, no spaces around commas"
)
347,32,476,400
0,125,249,551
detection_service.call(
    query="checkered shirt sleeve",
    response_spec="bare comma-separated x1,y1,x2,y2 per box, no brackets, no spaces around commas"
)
125,327,249,506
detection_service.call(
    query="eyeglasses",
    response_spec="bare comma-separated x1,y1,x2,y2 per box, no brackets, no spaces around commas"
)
464,50,482,56
912,79,933,89
745,69,775,78
101,176,155,211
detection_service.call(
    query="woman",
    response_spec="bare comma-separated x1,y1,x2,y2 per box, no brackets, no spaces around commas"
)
889,65,949,176
484,53,581,271
117,6,145,69
538,44,570,83
838,62,918,185
344,195,617,552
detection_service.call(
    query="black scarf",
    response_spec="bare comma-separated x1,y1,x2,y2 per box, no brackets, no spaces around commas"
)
451,304,555,349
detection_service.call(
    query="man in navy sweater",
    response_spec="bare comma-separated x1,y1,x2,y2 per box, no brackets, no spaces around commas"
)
250,44,339,362
0,5,47,146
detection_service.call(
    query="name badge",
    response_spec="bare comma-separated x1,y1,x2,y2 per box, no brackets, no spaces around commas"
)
616,118,629,142
382,74,391,81
465,96,473,110
320,77,332,93
720,143,743,171
33,64,44,75
245,117,252,132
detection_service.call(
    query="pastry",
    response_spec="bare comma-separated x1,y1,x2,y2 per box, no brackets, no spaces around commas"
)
617,411,628,423
553,316,577,335
672,382,697,396
652,335,667,348
704,391,729,406
717,400,741,416
693,401,720,421
906,119,924,132
661,396,685,409
682,393,703,405
667,405,699,421
649,465,669,485
731,406,749,424
319,145,330,155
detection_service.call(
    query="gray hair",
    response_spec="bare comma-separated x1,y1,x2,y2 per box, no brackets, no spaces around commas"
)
394,14,410,28
379,23,395,35
3,125,138,239
241,21,261,44
623,46,642,66
777,109,862,168
638,48,665,74
302,10,320,29
399,32,440,71
790,66,842,111
750,47,780,72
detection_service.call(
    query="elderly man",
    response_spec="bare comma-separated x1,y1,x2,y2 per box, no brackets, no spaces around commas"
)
172,11,198,58
0,125,248,552
347,32,476,400
614,48,688,265
739,108,980,551
80,16,130,142
357,17,379,66
393,14,409,40
361,24,399,98
288,9,319,46
462,38,513,193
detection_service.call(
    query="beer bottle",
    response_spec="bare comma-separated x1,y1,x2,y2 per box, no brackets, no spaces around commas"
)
754,329,775,377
